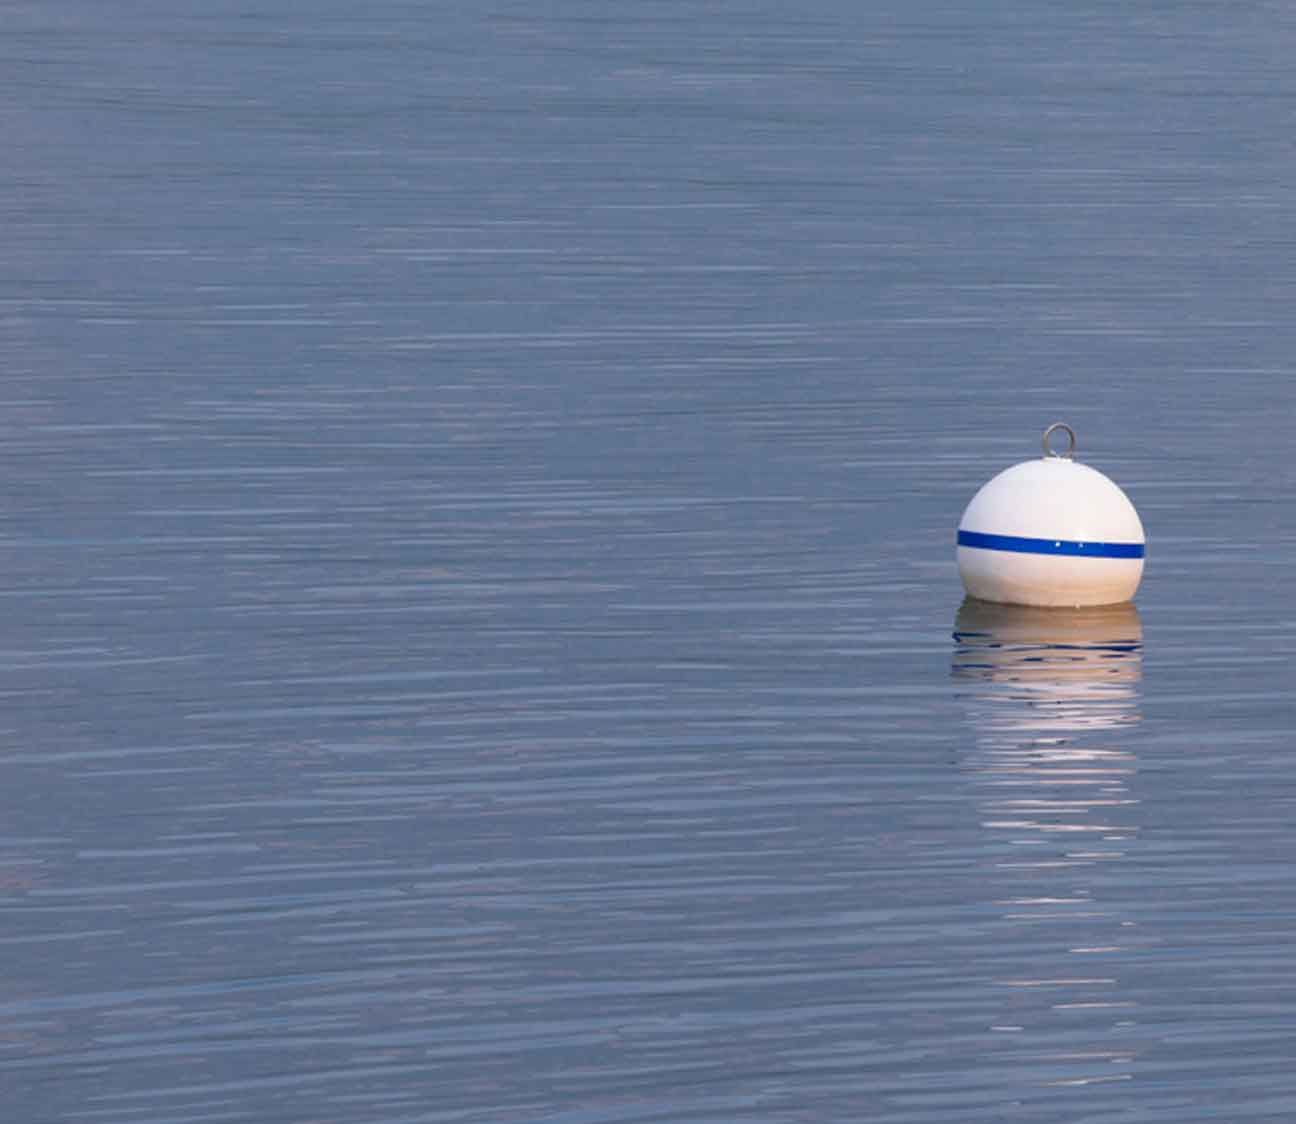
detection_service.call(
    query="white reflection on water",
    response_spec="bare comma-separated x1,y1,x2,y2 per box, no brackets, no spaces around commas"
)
953,596,1141,863
953,598,1142,740
952,599,1144,1082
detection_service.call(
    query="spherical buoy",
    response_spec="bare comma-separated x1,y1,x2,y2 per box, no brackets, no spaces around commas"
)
956,423,1145,608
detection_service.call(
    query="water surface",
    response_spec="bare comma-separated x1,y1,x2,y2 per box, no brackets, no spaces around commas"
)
6,2,1296,1121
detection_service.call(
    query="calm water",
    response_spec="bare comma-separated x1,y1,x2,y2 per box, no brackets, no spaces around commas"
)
6,2,1296,1121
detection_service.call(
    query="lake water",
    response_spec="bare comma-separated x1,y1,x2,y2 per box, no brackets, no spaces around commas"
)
6,2,1296,1121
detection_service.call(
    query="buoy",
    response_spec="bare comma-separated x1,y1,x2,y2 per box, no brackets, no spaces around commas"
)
956,423,1145,608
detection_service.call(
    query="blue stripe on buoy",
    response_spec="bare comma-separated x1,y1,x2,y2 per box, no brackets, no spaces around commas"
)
957,530,1144,559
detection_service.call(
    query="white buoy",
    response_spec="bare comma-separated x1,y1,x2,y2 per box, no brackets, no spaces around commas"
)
956,423,1145,608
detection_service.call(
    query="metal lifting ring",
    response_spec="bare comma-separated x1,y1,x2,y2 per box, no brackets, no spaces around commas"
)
1042,421,1077,460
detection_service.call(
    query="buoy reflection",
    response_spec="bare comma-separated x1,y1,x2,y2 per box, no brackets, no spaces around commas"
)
952,597,1142,740
952,597,1141,843
953,598,1143,1075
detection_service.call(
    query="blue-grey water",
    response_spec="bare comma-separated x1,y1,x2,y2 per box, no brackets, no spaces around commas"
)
6,2,1296,1121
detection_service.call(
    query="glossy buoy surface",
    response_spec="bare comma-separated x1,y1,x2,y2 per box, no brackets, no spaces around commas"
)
956,423,1145,608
